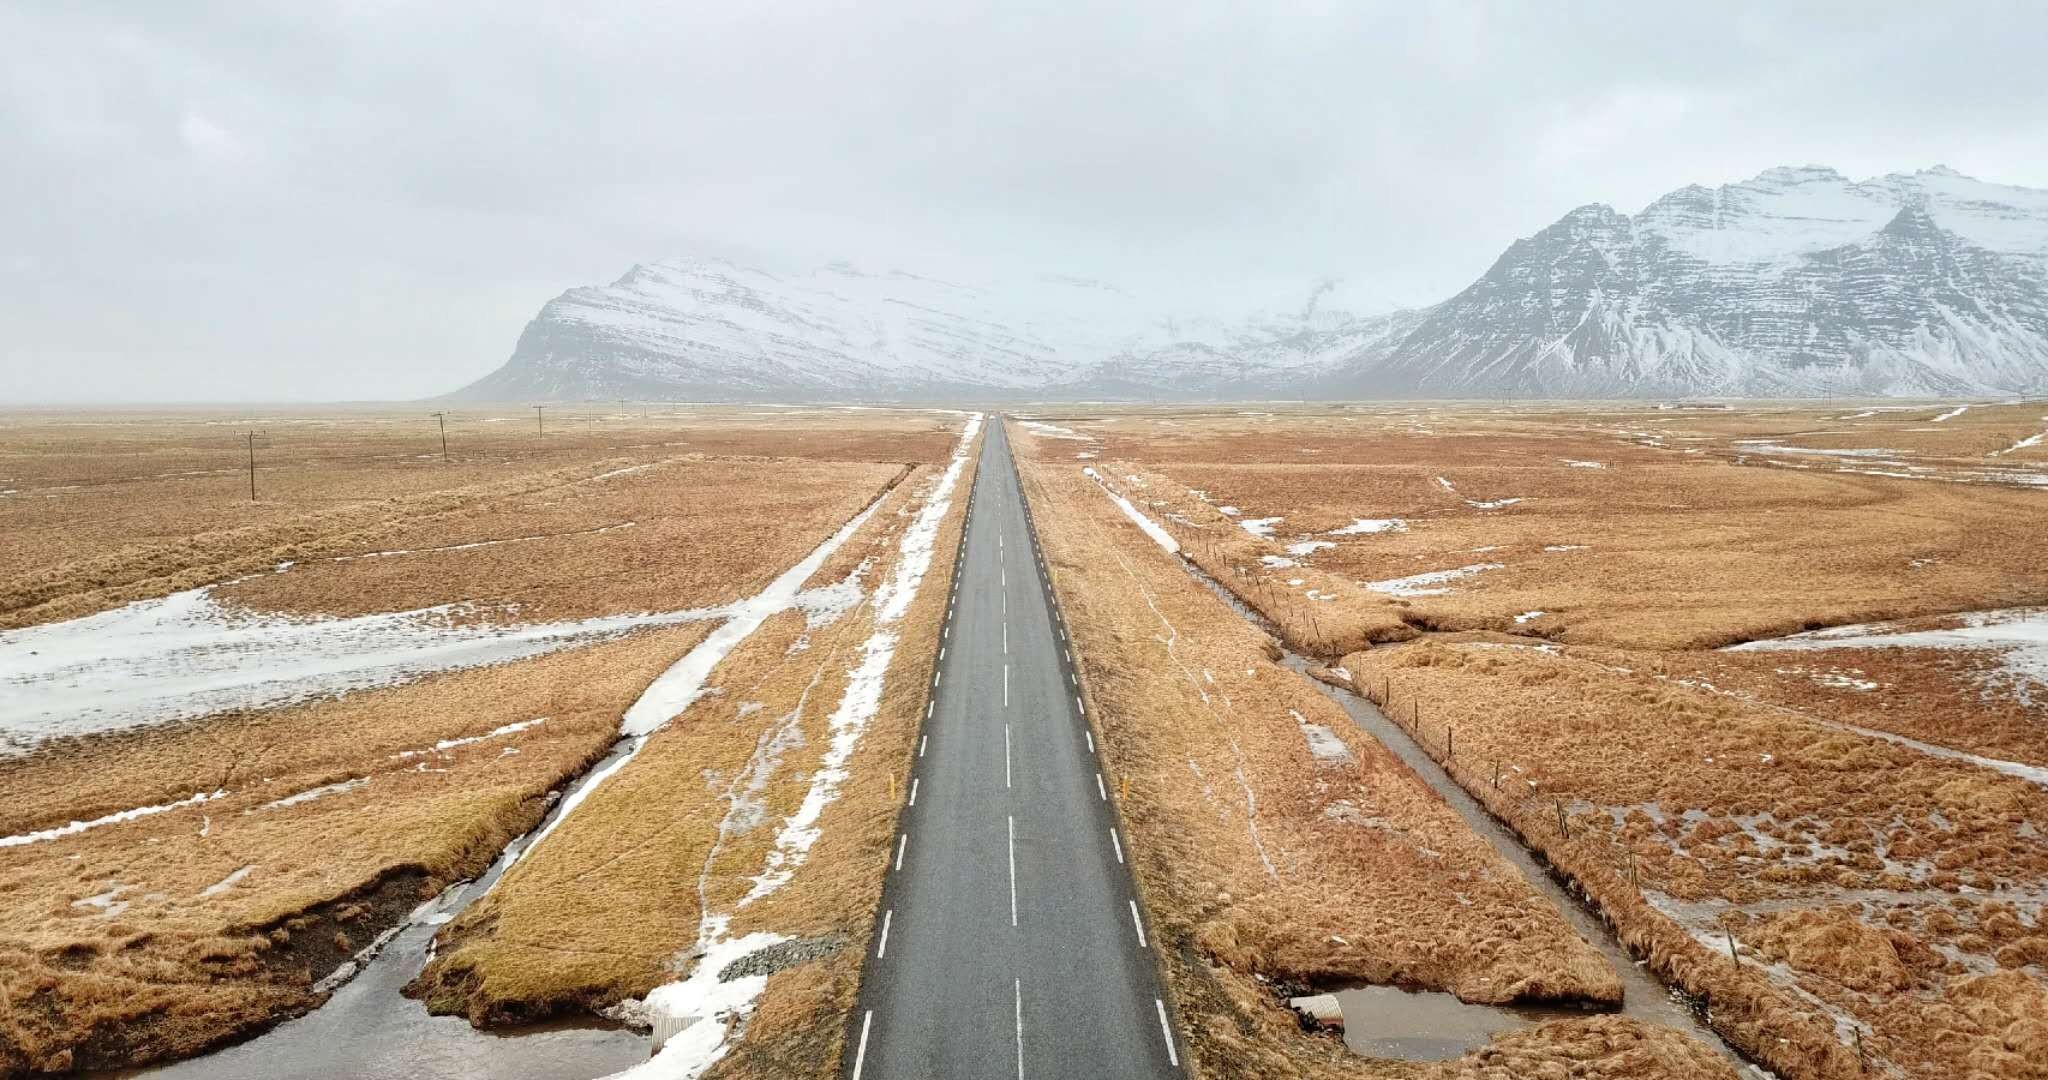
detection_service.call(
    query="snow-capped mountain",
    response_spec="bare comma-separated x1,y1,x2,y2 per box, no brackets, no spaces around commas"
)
451,258,1386,401
450,166,2048,401
1339,166,2048,397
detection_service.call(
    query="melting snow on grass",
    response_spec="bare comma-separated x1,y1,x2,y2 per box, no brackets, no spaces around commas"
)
252,777,368,813
1993,429,2047,456
1729,609,2048,693
602,413,982,1080
199,865,256,898
1329,517,1406,535
1018,420,1086,440
1239,516,1283,538
509,472,904,870
1285,539,1334,557
1735,440,1905,459
1364,563,1505,597
0,789,225,849
332,521,635,561
393,718,546,760
1083,467,1179,554
0,582,732,755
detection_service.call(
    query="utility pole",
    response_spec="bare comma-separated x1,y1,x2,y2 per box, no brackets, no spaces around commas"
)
246,431,257,501
431,411,449,463
533,405,545,437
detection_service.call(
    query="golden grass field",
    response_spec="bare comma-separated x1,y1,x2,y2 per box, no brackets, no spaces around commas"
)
0,406,966,1075
1016,447,1736,1080
1012,402,2048,1080
7,399,2044,1079
410,459,967,1034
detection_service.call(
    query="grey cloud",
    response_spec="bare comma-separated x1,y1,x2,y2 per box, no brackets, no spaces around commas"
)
3,1,2045,400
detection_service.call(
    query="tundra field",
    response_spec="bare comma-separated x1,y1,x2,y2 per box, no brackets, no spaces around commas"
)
1,401,2044,1080
1011,401,2048,1080
0,405,971,1075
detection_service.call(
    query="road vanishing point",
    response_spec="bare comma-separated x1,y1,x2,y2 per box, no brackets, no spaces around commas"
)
845,418,1183,1080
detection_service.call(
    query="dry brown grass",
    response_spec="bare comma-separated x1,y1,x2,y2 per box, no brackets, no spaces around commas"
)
0,405,963,1074
0,406,961,629
1013,453,1745,1079
1337,640,2048,1080
1019,412,2048,655
1010,403,2048,1080
1655,639,2048,771
0,626,703,1074
407,442,975,1080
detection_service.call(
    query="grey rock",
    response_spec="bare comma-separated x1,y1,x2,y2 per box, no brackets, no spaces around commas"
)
717,934,845,982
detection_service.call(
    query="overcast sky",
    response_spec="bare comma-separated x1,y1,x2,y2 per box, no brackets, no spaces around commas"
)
5,2,2046,402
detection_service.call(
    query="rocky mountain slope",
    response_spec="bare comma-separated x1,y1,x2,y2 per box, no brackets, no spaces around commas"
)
450,166,2048,401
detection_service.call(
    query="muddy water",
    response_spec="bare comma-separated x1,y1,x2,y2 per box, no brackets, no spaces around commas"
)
1319,985,1594,1060
121,742,653,1080
1176,561,1742,1064
128,916,643,1080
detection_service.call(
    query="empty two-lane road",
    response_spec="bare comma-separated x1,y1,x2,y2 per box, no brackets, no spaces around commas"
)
847,420,1182,1080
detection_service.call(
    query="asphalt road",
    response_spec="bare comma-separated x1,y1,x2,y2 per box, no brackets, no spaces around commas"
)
845,419,1183,1080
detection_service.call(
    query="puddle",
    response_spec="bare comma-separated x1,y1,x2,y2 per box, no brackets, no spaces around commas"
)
1296,985,1592,1060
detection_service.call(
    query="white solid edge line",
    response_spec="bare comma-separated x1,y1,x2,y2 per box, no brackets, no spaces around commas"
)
895,833,908,871
1110,827,1124,863
1129,899,1148,947
877,908,892,958
1155,999,1178,1067
853,1011,874,1080
1007,815,1019,926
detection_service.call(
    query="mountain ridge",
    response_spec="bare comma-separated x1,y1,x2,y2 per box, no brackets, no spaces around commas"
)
449,165,2048,402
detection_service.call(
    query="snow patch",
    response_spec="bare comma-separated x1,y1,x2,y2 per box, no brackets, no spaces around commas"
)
0,789,225,849
1329,517,1406,535
252,777,368,813
1018,421,1086,440
392,718,546,761
199,865,255,898
0,586,729,754
1239,517,1283,538
1364,563,1505,597
1083,468,1179,554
